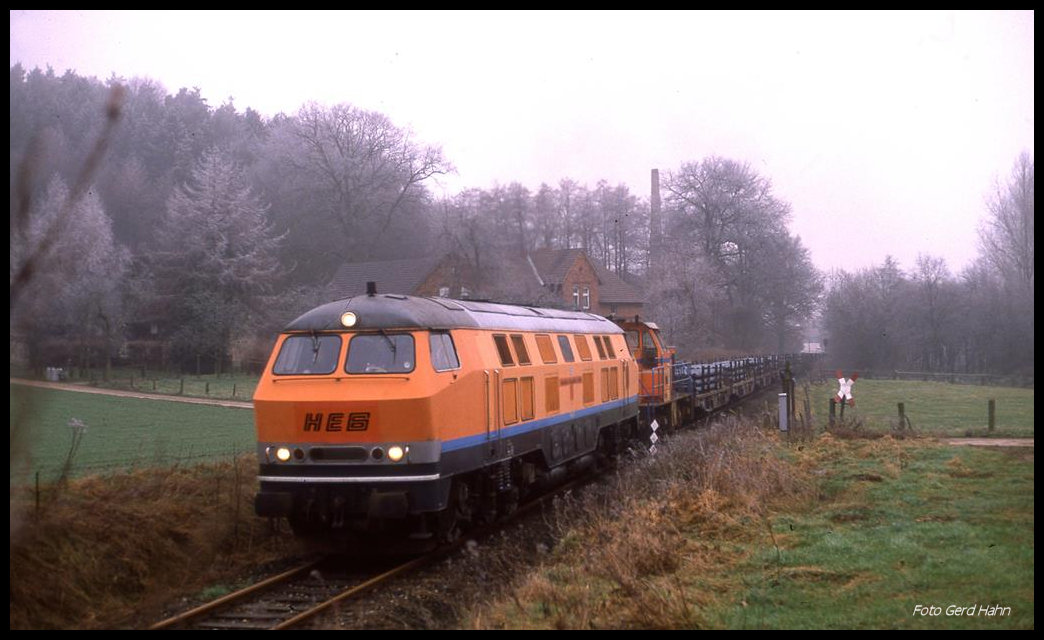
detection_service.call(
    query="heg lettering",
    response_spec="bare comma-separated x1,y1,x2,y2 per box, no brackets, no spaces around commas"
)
303,412,370,432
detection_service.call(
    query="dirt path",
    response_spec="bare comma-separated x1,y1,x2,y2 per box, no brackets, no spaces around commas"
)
9,378,253,409
944,438,1033,447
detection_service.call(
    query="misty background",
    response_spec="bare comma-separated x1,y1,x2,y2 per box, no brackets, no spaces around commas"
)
8,55,1033,377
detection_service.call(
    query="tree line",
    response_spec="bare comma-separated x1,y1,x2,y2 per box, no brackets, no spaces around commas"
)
822,152,1034,377
9,65,1032,376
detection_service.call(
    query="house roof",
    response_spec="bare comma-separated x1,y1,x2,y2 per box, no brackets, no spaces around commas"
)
326,248,646,308
593,263,646,304
327,257,440,298
529,248,586,285
529,248,645,304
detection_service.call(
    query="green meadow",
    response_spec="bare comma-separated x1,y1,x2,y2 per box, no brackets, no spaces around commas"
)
802,378,1033,438
10,385,256,484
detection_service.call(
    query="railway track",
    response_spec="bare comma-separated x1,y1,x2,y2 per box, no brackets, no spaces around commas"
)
149,471,596,630
149,372,792,631
149,553,436,630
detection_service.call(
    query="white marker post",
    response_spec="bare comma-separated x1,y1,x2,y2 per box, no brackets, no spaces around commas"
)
778,393,789,432
649,419,659,453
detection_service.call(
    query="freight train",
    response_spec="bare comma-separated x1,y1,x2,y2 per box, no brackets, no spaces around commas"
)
252,288,789,543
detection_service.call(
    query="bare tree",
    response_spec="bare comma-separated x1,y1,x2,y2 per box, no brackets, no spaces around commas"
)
287,103,451,259
663,157,806,351
980,151,1034,296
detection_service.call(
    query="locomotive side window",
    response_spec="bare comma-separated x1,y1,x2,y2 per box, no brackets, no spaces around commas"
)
535,334,557,364
493,334,515,366
625,330,639,352
593,335,607,359
573,335,592,361
557,335,575,363
520,376,535,420
510,334,531,365
602,335,615,358
273,334,341,375
429,332,460,372
545,376,560,413
502,378,518,425
345,334,415,374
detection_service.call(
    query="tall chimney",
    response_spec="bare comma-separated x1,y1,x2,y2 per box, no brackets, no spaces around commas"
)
650,169,662,276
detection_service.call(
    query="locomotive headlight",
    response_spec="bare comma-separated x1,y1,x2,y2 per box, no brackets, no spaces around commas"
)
275,446,292,462
340,311,358,328
387,445,406,462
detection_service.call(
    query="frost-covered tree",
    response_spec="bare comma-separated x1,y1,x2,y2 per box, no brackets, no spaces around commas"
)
10,177,129,374
151,148,284,373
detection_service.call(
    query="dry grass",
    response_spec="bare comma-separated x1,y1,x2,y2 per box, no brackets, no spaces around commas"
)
9,456,304,629
466,415,818,629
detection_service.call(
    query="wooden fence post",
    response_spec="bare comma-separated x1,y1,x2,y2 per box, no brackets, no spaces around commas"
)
988,399,995,433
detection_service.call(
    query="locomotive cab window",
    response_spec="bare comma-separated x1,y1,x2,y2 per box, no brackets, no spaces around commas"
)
345,333,415,374
273,334,341,375
557,335,575,363
625,331,639,352
429,332,460,372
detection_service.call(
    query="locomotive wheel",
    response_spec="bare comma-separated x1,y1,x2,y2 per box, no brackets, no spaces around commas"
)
497,486,519,519
435,508,461,544
435,478,471,544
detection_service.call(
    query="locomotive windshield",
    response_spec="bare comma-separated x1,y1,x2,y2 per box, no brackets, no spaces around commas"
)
273,334,342,375
346,333,415,374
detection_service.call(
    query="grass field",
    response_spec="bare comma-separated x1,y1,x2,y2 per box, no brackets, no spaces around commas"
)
722,438,1034,629
466,381,1034,630
10,384,256,485
801,379,1034,438
47,368,261,401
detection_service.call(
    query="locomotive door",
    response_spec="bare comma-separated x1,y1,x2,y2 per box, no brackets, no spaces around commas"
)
485,369,502,460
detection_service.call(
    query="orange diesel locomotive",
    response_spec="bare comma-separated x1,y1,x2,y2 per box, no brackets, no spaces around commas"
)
253,291,640,541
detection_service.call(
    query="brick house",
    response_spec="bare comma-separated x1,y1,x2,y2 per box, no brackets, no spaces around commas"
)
526,249,645,318
327,249,645,319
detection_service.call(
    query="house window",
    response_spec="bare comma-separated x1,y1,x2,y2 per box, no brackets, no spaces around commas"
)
582,286,590,310
572,285,580,309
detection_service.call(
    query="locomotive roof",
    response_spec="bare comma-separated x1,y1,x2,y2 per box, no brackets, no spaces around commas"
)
283,294,624,334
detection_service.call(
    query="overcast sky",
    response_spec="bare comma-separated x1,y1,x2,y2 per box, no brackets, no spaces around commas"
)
10,10,1034,275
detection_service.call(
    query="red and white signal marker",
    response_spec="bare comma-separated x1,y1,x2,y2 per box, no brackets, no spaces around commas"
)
835,370,859,407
